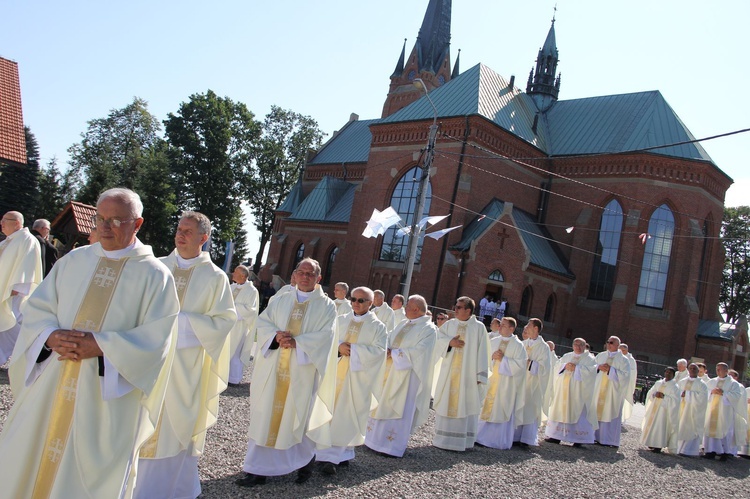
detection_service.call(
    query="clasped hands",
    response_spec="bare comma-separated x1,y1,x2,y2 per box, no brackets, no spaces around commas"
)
338,342,351,357
565,362,577,372
449,336,465,349
491,350,504,361
598,364,611,374
711,387,724,396
275,331,297,349
45,329,103,361
654,392,665,399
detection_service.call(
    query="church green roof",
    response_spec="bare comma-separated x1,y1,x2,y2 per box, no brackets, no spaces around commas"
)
286,176,356,223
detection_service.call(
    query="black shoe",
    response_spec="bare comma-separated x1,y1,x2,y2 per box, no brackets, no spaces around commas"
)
572,443,583,448
235,473,267,487
338,460,350,467
649,447,662,453
720,453,731,461
474,441,488,448
319,461,337,475
296,456,316,484
227,382,240,388
702,452,716,460
544,438,561,444
517,442,529,448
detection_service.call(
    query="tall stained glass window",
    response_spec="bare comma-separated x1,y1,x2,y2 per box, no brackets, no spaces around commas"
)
379,166,432,262
588,200,624,300
637,205,675,309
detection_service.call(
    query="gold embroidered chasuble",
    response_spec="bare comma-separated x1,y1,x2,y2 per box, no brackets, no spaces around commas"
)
676,377,708,442
640,379,680,451
0,227,43,331
547,351,598,427
247,285,338,450
308,311,387,448
370,315,437,430
518,336,551,425
480,335,526,424
0,242,178,499
433,317,490,419
592,350,631,422
141,250,235,459
704,376,748,447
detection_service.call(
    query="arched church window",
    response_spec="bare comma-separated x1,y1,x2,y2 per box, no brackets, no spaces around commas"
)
292,243,305,272
637,204,675,309
379,166,432,263
322,247,338,286
544,294,556,322
519,286,533,317
489,270,504,282
588,200,624,301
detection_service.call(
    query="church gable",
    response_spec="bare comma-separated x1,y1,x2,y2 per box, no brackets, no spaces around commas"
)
287,176,356,223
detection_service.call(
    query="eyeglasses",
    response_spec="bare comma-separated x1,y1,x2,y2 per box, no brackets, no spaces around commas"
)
349,297,371,304
91,215,136,228
294,270,317,279
454,305,466,310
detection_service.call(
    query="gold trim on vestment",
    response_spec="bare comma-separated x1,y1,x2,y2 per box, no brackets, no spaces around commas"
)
382,322,414,386
447,324,467,418
139,264,196,458
32,257,126,499
335,320,364,406
680,380,694,415
266,300,309,447
596,357,614,421
707,379,726,438
558,357,579,423
642,383,666,440
480,339,509,421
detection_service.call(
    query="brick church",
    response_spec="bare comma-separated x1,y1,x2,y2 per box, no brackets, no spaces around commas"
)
263,0,746,372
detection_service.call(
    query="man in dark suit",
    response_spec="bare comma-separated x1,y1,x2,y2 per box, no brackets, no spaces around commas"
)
31,219,58,277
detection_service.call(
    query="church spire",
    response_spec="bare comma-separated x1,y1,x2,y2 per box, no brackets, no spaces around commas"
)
526,13,561,110
452,48,461,78
381,0,453,118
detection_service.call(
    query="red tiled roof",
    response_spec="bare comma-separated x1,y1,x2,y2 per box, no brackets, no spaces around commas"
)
0,57,26,165
51,201,97,235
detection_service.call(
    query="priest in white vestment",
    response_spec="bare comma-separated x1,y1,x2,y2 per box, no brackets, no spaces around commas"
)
333,282,353,316
432,296,490,451
676,363,708,456
237,258,337,488
545,338,599,446
228,265,258,386
542,340,558,422
488,318,501,340
365,295,437,457
0,211,43,364
592,336,631,448
702,362,748,460
619,343,638,422
391,293,406,325
371,289,396,332
738,386,750,458
0,188,179,498
640,367,680,453
514,318,550,446
309,287,387,474
475,317,526,449
674,358,689,384
136,212,236,499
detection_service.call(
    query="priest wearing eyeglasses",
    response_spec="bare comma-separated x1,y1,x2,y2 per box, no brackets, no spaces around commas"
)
237,257,337,488
309,287,387,474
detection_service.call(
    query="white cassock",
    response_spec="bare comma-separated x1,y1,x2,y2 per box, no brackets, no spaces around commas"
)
136,250,236,499
393,307,406,326
545,352,599,444
676,376,708,456
432,317,490,451
542,348,559,422
334,298,352,317
372,303,396,332
592,350,631,447
703,376,748,456
365,315,437,457
475,334,526,449
268,284,294,305
621,353,638,422
738,387,750,457
0,227,43,364
514,336,550,445
229,280,259,384
674,369,689,384
0,240,178,498
309,311,386,464
640,378,680,453
242,285,337,476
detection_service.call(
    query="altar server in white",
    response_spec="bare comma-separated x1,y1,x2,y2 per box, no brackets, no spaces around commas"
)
228,265,258,386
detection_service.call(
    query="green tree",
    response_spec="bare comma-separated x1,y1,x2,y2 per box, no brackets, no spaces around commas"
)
66,97,177,253
720,206,750,323
247,106,325,274
165,90,261,265
35,157,76,220
0,126,40,221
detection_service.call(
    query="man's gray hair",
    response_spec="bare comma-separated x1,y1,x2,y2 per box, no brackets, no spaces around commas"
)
392,294,405,305
676,358,687,367
351,286,374,302
296,257,321,275
408,294,428,313
32,219,50,230
335,282,349,293
373,289,385,299
181,211,212,236
98,188,144,218
235,265,250,277
5,211,23,225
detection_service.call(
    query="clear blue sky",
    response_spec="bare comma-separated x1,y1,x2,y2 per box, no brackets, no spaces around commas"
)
3,0,748,261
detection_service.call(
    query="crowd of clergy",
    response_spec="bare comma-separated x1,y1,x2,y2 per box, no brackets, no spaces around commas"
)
0,189,748,498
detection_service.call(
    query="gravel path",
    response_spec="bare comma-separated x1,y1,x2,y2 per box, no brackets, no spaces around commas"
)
2,365,748,498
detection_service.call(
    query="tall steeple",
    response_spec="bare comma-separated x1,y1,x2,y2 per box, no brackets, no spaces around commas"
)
526,14,561,111
382,0,452,118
